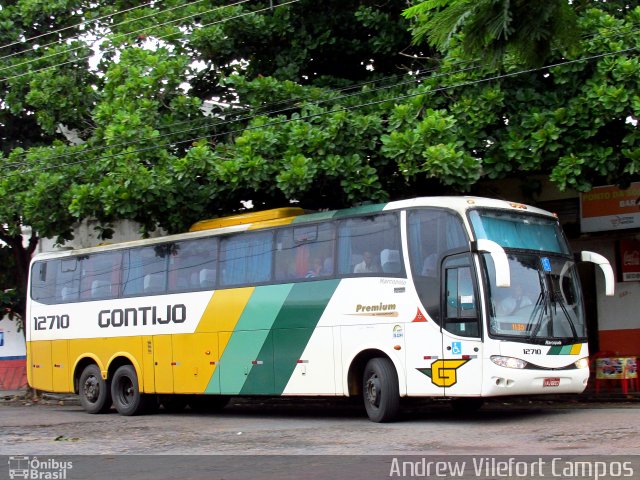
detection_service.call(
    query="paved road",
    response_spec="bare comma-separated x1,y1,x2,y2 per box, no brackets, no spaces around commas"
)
1,398,639,479
1,397,639,455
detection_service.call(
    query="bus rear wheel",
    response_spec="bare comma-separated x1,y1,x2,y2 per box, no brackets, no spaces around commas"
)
362,357,399,422
79,364,111,414
111,365,150,416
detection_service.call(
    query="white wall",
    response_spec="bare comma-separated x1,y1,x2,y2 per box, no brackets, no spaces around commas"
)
572,237,639,332
0,315,26,359
38,219,167,253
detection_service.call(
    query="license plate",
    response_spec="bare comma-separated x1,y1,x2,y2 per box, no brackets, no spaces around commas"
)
543,377,561,387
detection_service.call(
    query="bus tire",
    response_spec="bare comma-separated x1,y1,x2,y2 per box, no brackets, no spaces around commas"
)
111,365,148,416
362,357,400,423
79,364,112,414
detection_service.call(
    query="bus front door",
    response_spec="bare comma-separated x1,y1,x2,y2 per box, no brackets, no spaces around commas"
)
440,254,483,396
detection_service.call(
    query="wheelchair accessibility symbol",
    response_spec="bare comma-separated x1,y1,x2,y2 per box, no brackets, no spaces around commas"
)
451,341,462,355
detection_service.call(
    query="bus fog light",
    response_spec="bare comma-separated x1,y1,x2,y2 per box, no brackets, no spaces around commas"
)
574,357,589,369
491,355,527,369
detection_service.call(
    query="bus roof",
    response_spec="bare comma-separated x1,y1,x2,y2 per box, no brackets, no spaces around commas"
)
31,196,556,261
189,207,305,232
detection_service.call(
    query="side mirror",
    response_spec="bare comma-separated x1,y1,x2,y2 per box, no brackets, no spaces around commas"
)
472,240,511,288
579,251,615,296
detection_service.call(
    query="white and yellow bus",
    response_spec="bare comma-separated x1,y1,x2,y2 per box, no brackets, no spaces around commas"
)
26,197,614,422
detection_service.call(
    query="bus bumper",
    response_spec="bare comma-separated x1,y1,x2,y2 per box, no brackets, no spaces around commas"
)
481,365,590,396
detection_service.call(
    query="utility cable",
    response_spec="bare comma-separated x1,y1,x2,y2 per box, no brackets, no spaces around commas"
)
3,46,636,178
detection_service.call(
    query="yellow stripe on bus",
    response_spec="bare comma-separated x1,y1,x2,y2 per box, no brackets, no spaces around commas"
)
195,287,255,334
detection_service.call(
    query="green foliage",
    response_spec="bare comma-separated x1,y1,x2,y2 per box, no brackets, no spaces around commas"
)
404,0,580,67
0,0,639,318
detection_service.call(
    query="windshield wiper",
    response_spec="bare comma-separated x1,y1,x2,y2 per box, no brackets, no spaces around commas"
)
528,274,579,341
528,274,550,339
553,288,578,338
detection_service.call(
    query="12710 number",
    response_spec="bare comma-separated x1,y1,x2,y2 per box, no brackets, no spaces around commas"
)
33,315,70,330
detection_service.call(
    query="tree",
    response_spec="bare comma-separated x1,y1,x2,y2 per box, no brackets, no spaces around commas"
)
0,0,638,322
403,0,580,67
398,0,639,192
0,0,423,319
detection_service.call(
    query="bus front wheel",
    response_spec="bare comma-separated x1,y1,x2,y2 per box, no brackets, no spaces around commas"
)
362,357,400,423
79,364,112,414
111,365,150,416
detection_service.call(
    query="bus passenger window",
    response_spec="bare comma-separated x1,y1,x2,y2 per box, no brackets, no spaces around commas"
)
168,238,218,292
122,246,167,297
80,252,122,300
337,213,402,276
408,209,468,324
31,261,55,304
58,258,80,302
274,223,335,282
220,231,273,286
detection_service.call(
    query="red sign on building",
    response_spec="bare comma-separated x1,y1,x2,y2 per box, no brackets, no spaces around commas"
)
619,239,640,282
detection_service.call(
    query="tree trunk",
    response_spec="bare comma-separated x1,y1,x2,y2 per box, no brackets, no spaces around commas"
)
0,227,39,333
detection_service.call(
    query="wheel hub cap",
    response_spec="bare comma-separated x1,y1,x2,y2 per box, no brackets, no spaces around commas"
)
365,375,381,407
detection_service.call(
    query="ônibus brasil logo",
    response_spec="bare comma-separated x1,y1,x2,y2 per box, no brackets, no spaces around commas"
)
8,456,73,480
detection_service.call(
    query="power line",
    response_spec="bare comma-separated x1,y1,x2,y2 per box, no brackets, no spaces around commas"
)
6,15,640,171
6,14,639,169
2,2,637,81
3,17,638,169
3,46,636,178
0,0,162,55
1,5,636,168
0,0,260,80
0,60,481,170
0,0,172,63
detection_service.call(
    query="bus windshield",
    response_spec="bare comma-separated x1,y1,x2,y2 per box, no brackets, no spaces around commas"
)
470,209,585,344
469,209,570,254
482,253,586,343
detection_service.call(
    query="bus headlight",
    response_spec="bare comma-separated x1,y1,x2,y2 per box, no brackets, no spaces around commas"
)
574,357,590,369
490,355,528,369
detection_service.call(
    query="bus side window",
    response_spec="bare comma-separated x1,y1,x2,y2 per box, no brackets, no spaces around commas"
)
275,223,335,281
122,246,167,297
58,258,80,302
80,251,122,300
31,260,56,304
337,213,403,276
220,231,273,286
167,238,218,292
408,209,468,324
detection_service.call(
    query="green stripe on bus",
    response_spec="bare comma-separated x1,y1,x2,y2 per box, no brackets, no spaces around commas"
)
291,203,387,224
240,280,339,394
332,203,386,218
206,283,293,394
291,211,337,223
270,280,339,393
547,345,573,355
